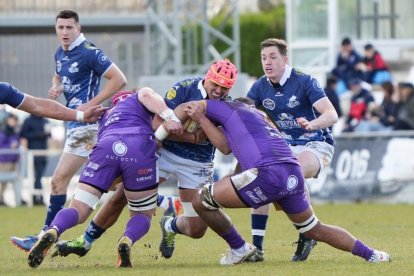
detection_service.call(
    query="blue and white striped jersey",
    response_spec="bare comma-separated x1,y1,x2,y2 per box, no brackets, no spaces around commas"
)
54,33,113,129
247,65,334,146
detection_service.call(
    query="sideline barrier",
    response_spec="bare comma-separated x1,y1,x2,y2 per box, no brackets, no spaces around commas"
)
309,130,414,203
214,131,414,204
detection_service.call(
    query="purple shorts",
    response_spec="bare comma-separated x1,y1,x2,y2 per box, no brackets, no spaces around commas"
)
230,163,309,214
79,133,158,192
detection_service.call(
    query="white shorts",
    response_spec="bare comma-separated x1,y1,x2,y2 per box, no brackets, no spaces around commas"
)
63,124,98,157
290,141,334,173
158,147,214,189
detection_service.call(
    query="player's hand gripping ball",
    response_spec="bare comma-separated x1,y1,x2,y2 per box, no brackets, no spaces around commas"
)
183,119,200,133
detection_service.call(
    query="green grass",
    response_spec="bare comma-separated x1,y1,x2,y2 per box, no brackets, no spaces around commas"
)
1,203,413,275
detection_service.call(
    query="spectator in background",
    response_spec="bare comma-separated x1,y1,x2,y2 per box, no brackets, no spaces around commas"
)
20,115,51,205
331,37,364,95
355,81,399,132
324,74,343,120
0,114,22,206
394,82,414,130
361,43,392,85
344,78,376,132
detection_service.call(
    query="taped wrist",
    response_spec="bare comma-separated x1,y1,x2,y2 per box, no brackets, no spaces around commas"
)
154,124,169,141
159,108,181,123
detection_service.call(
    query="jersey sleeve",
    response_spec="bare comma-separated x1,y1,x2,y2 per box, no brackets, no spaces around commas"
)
0,82,25,108
305,77,327,105
246,81,262,108
163,81,187,109
89,47,113,76
205,100,232,124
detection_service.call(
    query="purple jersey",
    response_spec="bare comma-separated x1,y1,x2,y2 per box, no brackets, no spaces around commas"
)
97,92,153,139
79,92,158,192
205,100,299,171
206,100,308,213
0,82,25,108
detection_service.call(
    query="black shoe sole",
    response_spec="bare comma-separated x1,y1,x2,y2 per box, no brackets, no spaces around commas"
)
117,243,132,268
28,233,55,268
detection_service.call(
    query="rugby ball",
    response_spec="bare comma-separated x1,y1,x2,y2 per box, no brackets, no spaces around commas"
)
183,119,200,133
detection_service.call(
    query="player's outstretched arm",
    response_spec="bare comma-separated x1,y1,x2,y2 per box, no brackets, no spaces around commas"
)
18,94,104,122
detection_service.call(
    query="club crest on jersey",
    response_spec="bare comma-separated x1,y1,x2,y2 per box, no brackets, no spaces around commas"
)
262,98,275,110
312,78,323,92
166,88,177,100
98,53,108,65
68,62,79,73
113,141,127,156
287,175,298,191
287,95,300,108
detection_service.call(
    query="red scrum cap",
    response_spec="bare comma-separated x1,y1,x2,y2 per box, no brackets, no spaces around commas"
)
112,90,134,105
205,59,238,89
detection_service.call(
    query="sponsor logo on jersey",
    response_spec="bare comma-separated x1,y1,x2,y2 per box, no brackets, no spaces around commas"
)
113,141,127,156
62,56,69,61
287,175,298,191
138,168,153,175
82,171,95,177
57,60,62,72
287,95,300,108
254,187,268,201
166,88,177,100
136,175,154,182
98,53,109,65
246,190,261,204
312,78,323,92
84,42,97,50
87,162,99,170
61,76,81,94
68,62,79,73
262,98,275,110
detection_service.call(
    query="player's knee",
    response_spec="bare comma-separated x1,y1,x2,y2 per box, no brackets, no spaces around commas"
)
73,187,100,210
199,184,221,211
127,192,158,213
186,223,208,239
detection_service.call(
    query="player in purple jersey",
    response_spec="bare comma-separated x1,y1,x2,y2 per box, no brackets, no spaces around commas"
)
0,82,103,122
27,87,183,268
184,98,389,265
246,38,339,262
11,9,127,252
50,59,238,260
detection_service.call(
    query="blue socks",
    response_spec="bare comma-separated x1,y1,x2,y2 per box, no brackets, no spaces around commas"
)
42,194,66,231
251,214,268,251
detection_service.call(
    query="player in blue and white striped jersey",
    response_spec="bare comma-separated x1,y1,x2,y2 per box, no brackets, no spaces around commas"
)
10,9,127,252
246,38,338,262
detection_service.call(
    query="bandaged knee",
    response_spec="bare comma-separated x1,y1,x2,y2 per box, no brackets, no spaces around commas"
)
127,192,158,212
73,187,100,209
293,214,319,233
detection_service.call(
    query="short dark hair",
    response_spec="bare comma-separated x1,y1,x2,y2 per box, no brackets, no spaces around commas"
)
260,38,288,56
398,82,414,91
56,10,79,23
326,74,338,86
364,43,374,51
341,37,351,46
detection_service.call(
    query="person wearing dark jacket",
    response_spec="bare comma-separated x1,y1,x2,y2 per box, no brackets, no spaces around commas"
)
20,115,51,205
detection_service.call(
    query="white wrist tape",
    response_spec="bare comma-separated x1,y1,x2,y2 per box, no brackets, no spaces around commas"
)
76,111,85,122
159,108,181,123
154,125,169,141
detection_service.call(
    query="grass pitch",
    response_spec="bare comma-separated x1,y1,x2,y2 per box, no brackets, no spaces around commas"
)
0,203,413,275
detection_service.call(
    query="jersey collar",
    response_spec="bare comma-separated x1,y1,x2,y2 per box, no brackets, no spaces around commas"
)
198,80,208,99
279,64,292,86
68,33,86,51
266,64,292,87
